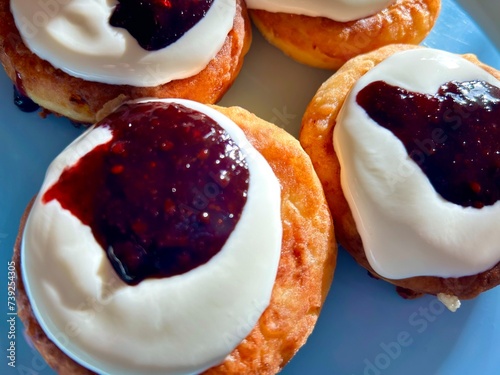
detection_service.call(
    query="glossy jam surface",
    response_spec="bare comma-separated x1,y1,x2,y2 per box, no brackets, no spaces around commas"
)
110,0,214,51
43,102,249,285
357,80,500,209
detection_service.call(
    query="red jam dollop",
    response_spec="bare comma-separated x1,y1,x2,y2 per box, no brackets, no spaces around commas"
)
109,0,215,51
43,101,249,285
356,80,500,209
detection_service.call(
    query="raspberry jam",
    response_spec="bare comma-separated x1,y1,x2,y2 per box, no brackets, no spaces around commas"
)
356,80,500,209
43,102,249,285
109,0,214,51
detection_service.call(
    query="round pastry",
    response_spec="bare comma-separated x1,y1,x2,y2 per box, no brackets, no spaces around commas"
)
300,44,500,311
247,0,441,70
14,98,336,374
0,0,251,124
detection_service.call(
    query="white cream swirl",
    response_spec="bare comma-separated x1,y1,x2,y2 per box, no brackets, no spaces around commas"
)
21,99,282,375
334,48,500,279
246,0,394,22
10,0,236,86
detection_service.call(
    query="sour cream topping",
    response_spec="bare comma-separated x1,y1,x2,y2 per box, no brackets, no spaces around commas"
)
334,48,500,279
246,0,394,22
10,0,235,86
21,99,282,375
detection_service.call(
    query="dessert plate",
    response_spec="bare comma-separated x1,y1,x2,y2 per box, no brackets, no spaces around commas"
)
1,0,499,374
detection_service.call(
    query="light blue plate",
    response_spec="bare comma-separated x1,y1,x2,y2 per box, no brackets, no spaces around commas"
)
1,0,499,374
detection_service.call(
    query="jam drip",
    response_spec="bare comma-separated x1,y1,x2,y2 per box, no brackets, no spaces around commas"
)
109,0,214,51
357,80,500,209
43,102,249,285
14,72,39,112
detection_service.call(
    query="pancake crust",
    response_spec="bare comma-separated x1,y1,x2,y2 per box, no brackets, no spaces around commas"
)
299,44,500,300
250,0,441,70
0,0,251,124
14,105,337,375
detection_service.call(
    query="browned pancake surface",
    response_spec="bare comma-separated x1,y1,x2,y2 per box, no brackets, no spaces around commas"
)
250,0,441,69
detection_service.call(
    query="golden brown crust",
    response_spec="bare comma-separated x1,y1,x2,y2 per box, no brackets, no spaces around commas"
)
0,0,252,124
299,43,500,300
14,105,336,374
250,0,441,70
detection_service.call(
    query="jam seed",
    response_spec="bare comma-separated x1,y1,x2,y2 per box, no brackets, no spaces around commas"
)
470,181,482,194
111,165,124,174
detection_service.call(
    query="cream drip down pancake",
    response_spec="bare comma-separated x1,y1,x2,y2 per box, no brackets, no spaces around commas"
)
300,44,500,309
15,99,336,374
